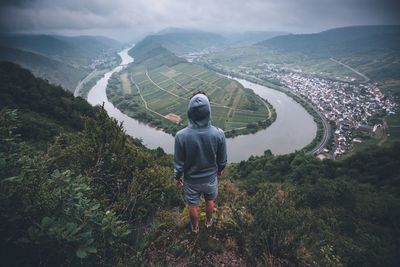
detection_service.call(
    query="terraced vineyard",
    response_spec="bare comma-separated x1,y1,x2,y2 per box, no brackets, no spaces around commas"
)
107,61,274,137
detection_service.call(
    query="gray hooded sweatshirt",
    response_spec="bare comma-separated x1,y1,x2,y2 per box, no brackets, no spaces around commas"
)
174,94,227,184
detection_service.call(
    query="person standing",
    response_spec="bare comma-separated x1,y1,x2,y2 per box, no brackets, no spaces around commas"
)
174,92,227,234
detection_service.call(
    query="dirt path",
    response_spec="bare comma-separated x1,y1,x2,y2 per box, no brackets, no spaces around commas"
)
130,75,165,119
146,69,255,113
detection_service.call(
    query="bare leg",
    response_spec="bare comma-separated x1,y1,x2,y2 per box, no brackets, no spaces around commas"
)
205,199,215,224
188,205,199,229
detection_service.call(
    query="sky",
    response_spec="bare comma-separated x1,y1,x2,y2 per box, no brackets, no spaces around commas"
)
0,0,399,42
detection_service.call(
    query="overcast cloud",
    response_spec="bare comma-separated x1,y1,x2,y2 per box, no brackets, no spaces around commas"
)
0,0,399,41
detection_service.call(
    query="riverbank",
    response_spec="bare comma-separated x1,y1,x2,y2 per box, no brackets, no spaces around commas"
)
75,54,122,98
206,64,330,154
105,61,276,138
86,47,317,162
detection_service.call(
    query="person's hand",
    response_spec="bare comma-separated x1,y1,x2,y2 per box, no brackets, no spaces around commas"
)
217,170,223,177
176,179,184,189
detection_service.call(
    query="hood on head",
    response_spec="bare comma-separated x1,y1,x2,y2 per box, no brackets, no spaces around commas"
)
188,93,211,128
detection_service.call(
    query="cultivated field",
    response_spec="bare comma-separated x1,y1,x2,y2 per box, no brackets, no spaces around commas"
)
110,62,271,133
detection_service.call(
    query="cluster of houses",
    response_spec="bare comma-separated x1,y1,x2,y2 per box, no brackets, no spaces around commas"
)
89,50,120,70
242,63,397,157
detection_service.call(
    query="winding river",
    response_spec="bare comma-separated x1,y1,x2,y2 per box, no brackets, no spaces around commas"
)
86,47,317,162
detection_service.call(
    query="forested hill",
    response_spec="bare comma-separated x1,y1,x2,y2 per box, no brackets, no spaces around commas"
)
224,30,288,47
0,61,96,141
136,30,225,55
0,34,121,66
128,37,186,69
0,62,176,265
257,25,400,57
0,34,122,92
0,46,85,92
1,62,399,266
225,145,400,266
132,29,287,56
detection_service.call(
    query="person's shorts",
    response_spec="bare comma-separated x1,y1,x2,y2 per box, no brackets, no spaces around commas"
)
184,177,218,206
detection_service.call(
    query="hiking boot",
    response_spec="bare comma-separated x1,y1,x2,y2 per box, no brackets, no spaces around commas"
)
188,222,199,234
205,217,216,229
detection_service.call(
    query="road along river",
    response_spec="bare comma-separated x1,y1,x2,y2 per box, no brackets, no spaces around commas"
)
87,47,317,162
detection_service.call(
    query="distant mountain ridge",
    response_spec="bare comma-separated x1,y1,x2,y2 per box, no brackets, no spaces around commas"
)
0,34,122,92
0,34,121,66
0,45,85,91
128,36,186,69
137,31,225,55
0,34,73,59
156,27,205,35
224,31,288,47
139,28,288,55
257,25,400,57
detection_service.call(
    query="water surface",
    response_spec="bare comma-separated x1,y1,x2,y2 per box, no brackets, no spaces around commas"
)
87,47,317,162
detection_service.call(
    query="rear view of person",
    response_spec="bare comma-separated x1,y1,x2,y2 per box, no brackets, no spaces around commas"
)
174,92,227,234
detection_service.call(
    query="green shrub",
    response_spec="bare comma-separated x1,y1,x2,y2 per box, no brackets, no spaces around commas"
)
244,184,313,265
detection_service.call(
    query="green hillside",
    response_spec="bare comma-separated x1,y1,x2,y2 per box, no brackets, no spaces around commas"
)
0,62,175,265
0,46,87,92
224,30,288,46
257,25,400,58
1,62,399,266
132,29,286,55
55,35,121,50
0,34,122,93
0,34,121,66
53,35,121,65
129,41,186,69
117,41,274,137
135,30,225,55
0,34,74,59
224,145,400,266
337,49,400,93
0,62,95,141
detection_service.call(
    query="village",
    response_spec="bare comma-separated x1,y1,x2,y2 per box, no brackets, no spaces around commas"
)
88,49,121,70
245,63,397,158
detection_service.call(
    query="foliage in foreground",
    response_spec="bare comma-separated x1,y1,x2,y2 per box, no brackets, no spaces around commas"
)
0,107,178,266
1,62,399,266
228,148,400,266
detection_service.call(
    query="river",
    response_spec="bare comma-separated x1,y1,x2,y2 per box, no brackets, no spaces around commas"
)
87,47,317,162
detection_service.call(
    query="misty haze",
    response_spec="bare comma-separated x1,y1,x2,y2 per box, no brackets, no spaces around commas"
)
0,0,399,266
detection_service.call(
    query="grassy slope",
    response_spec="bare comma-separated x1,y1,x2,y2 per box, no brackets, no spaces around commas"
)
0,34,122,93
133,31,225,56
0,62,95,140
112,43,273,136
0,34,121,67
0,46,88,93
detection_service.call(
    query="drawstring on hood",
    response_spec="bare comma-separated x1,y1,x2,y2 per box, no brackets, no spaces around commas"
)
188,94,211,128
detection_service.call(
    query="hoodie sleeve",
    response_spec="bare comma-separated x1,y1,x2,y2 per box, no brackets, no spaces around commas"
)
173,134,185,179
217,130,227,172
